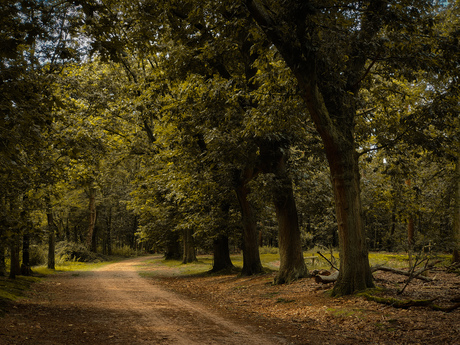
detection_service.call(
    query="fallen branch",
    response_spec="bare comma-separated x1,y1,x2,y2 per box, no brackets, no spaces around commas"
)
371,265,433,282
362,294,437,309
362,294,460,312
431,303,460,313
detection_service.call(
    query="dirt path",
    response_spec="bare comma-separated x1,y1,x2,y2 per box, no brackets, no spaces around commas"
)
0,256,287,345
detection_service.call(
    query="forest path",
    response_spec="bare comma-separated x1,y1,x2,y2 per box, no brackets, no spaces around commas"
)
0,256,287,344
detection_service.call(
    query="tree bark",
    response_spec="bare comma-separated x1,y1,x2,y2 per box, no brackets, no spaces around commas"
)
0,239,5,277
182,227,197,263
87,183,97,252
106,206,113,256
327,146,374,295
211,234,234,272
21,232,32,276
235,169,264,276
9,234,21,279
47,205,56,270
260,140,307,284
453,159,460,263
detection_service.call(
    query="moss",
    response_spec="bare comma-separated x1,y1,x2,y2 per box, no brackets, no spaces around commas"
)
0,276,42,316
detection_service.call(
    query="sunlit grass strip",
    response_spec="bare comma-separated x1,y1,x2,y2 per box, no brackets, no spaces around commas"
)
32,260,118,275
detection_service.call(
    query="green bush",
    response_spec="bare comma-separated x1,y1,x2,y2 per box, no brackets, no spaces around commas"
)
29,245,47,266
55,241,107,263
111,245,137,257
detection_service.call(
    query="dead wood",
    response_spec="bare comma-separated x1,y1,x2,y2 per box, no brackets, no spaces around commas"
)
370,265,433,282
312,270,339,284
362,294,438,309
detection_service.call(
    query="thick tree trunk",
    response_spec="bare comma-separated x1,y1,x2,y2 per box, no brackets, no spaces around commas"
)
263,141,307,284
327,147,374,296
87,184,97,252
246,0,378,295
182,228,197,263
235,177,263,276
211,234,234,272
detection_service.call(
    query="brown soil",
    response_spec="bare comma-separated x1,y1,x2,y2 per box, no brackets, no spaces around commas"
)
1,256,460,345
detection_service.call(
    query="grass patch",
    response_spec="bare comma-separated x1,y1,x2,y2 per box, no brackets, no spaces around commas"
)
32,260,117,275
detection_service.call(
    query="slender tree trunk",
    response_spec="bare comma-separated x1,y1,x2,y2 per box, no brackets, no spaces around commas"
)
0,242,5,277
211,234,234,272
405,179,415,267
235,175,263,276
21,232,32,276
87,184,97,252
182,228,197,263
9,234,21,279
47,207,56,270
453,159,460,263
106,206,112,256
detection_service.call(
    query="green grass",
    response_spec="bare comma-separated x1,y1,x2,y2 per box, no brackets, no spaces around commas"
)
33,260,117,274
137,250,454,279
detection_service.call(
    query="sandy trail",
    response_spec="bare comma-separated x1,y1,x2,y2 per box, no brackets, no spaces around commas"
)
0,256,286,344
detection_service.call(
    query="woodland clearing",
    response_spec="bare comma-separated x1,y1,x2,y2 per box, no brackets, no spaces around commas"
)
0,254,459,344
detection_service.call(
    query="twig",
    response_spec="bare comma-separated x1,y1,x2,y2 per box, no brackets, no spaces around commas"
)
317,251,339,271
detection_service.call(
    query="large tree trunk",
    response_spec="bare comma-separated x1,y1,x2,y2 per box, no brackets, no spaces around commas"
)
260,140,308,284
211,234,234,272
182,228,197,263
326,146,374,296
235,171,264,276
273,178,308,284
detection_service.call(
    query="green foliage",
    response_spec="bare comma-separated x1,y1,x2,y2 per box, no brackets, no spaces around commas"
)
1,0,458,280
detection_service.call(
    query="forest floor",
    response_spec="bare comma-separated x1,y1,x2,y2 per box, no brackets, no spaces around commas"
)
0,255,459,344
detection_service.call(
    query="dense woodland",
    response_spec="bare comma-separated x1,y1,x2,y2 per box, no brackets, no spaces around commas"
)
0,0,459,296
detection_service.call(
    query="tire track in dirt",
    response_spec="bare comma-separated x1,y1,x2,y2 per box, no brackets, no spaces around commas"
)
0,256,287,344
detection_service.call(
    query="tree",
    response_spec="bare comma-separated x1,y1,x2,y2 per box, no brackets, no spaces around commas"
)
245,0,447,294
